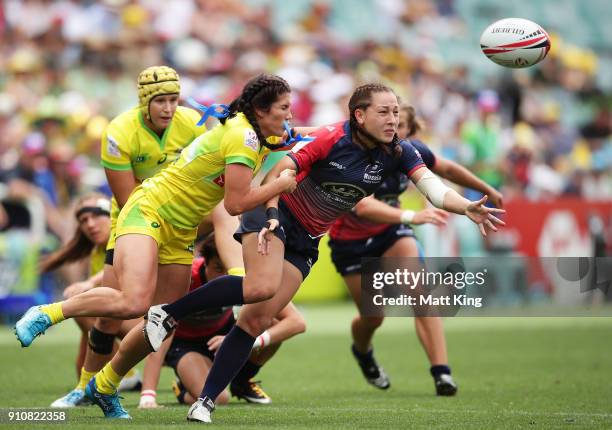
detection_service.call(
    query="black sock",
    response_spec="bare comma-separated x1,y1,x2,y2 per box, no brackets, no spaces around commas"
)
430,365,451,377
201,326,255,401
163,275,244,320
351,344,374,362
232,360,262,387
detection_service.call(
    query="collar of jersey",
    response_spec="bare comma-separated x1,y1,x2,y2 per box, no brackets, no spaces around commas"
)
138,110,171,150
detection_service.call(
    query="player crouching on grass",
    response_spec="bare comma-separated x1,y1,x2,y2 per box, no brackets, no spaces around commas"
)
167,234,306,406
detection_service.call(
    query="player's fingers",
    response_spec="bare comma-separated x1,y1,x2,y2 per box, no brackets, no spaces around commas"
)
479,223,487,236
485,219,498,231
488,214,505,225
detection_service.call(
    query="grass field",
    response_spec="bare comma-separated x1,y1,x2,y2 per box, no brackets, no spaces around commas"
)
1,303,611,429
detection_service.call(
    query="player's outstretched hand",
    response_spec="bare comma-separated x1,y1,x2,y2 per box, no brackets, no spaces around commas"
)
465,195,506,236
412,208,449,226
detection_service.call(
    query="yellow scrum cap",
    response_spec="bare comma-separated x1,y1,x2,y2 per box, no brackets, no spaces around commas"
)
137,66,180,119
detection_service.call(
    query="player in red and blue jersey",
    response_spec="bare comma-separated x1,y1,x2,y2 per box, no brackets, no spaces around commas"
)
165,235,305,407
328,104,504,396
145,83,505,423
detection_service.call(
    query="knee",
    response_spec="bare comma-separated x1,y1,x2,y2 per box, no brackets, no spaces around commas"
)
293,315,307,335
240,315,273,337
88,327,115,355
95,317,121,333
116,300,150,319
242,279,277,303
216,390,230,405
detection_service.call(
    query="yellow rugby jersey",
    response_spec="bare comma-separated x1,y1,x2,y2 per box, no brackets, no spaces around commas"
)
100,106,205,181
142,113,270,229
89,245,106,278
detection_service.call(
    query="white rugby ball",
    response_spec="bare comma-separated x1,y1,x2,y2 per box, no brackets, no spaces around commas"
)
480,18,551,68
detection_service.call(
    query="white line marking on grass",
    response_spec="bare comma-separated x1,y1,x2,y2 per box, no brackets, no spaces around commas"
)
259,406,612,419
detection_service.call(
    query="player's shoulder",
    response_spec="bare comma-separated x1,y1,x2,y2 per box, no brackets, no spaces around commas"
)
311,121,347,142
105,108,140,140
399,139,423,156
173,106,201,126
293,121,348,156
222,114,259,150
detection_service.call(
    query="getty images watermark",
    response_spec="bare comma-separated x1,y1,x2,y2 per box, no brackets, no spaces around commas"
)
360,257,612,317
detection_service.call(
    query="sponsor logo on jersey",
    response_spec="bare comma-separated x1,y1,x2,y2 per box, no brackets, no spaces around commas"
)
213,174,225,187
106,134,121,157
157,153,168,165
329,161,346,170
244,129,259,151
135,153,149,163
321,182,367,200
151,221,160,228
363,161,384,183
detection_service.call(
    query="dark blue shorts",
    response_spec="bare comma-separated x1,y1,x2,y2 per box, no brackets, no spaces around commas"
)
234,201,320,280
328,224,416,276
164,316,235,371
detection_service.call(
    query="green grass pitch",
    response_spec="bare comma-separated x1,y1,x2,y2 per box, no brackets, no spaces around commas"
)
1,303,611,429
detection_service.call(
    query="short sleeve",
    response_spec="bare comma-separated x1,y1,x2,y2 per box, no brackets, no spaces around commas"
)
287,123,342,173
100,123,132,171
399,140,426,177
181,107,208,138
409,139,437,169
221,126,260,170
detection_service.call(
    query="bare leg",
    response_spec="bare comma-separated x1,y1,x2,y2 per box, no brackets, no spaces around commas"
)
72,317,94,377
139,263,191,405
382,237,450,366
82,265,123,373
344,274,384,354
61,235,160,319
211,202,243,271
176,353,229,405
414,317,448,365
106,263,191,377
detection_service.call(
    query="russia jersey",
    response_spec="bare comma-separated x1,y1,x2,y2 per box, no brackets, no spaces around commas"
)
281,122,425,237
142,113,270,229
329,140,437,241
100,106,206,221
174,257,234,340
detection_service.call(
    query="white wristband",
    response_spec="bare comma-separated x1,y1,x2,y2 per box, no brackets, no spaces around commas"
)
140,390,156,398
400,210,416,224
252,330,271,350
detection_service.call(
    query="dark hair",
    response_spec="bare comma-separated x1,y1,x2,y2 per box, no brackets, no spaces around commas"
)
199,233,219,263
220,74,291,148
40,193,109,273
400,104,423,138
348,83,402,158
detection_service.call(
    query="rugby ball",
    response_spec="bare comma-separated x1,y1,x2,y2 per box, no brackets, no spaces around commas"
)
480,18,551,68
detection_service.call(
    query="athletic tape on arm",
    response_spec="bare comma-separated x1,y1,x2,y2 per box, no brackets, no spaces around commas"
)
414,170,452,208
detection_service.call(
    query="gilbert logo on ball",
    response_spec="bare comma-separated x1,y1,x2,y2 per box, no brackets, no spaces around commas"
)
480,18,551,68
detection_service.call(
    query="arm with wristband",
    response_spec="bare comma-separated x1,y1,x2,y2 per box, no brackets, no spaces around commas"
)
207,302,306,353
352,196,449,227
257,156,299,255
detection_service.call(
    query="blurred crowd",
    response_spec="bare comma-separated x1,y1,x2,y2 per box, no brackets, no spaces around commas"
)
0,0,610,241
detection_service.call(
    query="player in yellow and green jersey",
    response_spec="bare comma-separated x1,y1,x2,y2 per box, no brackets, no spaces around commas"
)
47,66,206,409
16,74,299,419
